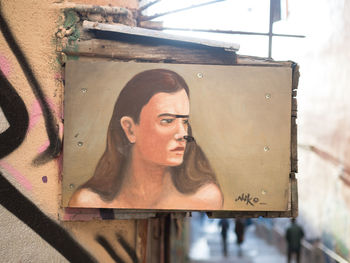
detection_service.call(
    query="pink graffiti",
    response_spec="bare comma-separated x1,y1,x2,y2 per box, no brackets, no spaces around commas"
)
38,140,50,153
0,160,32,191
28,99,56,132
29,98,64,154
0,55,11,77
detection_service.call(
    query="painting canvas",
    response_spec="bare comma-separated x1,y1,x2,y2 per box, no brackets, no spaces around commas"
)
62,60,292,211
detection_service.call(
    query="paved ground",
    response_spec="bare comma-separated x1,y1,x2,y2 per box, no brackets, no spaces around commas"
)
188,214,286,263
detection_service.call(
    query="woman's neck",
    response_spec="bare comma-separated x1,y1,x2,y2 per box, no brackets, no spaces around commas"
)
118,147,174,207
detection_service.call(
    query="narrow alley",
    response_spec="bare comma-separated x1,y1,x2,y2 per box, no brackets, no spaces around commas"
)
189,214,286,263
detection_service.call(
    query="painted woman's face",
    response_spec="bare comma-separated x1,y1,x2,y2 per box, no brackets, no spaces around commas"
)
133,89,190,167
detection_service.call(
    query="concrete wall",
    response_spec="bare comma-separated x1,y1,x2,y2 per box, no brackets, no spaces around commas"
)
0,0,149,262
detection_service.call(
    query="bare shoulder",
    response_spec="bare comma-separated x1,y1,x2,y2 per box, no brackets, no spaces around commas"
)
68,188,103,207
192,183,223,210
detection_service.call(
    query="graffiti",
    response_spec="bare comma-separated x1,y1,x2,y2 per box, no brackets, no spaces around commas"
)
0,172,96,262
116,233,139,263
0,71,29,159
0,11,61,164
0,5,162,262
96,234,139,263
0,160,32,190
96,236,126,263
0,54,11,77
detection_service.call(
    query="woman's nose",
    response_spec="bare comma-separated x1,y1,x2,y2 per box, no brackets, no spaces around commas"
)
174,120,187,141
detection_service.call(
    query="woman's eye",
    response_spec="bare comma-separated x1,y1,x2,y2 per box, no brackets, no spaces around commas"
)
160,118,174,125
183,119,189,125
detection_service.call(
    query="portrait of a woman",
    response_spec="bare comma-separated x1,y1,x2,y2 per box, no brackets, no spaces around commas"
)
69,69,223,209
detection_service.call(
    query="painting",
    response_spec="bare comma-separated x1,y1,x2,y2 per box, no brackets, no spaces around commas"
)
62,60,292,211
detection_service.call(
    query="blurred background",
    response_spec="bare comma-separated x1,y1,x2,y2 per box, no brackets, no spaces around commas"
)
142,0,350,262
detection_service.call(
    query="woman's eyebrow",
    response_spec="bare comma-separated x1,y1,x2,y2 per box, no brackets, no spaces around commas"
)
158,113,189,118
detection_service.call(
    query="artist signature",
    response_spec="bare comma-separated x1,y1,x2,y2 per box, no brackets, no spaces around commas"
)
235,193,260,206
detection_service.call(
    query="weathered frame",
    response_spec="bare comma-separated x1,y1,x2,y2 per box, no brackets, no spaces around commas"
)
62,23,298,218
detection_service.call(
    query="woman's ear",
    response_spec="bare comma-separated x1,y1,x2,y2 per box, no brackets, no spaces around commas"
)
120,116,136,143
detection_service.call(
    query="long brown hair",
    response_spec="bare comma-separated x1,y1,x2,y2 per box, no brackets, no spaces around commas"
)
82,69,221,201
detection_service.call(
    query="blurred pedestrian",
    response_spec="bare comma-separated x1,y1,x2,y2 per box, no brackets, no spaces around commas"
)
199,212,206,226
235,218,245,256
286,218,304,263
219,219,230,257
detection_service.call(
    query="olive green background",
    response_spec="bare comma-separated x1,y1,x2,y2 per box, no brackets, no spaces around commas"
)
62,60,292,211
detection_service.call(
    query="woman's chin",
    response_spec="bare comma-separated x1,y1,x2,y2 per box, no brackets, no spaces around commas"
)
164,157,184,167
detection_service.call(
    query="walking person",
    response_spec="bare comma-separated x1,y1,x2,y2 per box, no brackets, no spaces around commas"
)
219,219,230,257
235,218,245,257
286,218,304,263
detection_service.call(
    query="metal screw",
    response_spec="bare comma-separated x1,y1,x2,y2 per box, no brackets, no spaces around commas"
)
81,88,87,93
265,93,271,99
264,146,270,152
77,141,83,147
69,184,75,189
262,190,267,195
197,73,203,78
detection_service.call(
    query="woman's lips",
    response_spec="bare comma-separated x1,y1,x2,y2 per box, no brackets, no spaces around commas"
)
171,146,185,152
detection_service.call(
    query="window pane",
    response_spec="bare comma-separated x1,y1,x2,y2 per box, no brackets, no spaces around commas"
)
164,29,269,57
272,36,307,61
145,0,270,33
235,35,269,57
